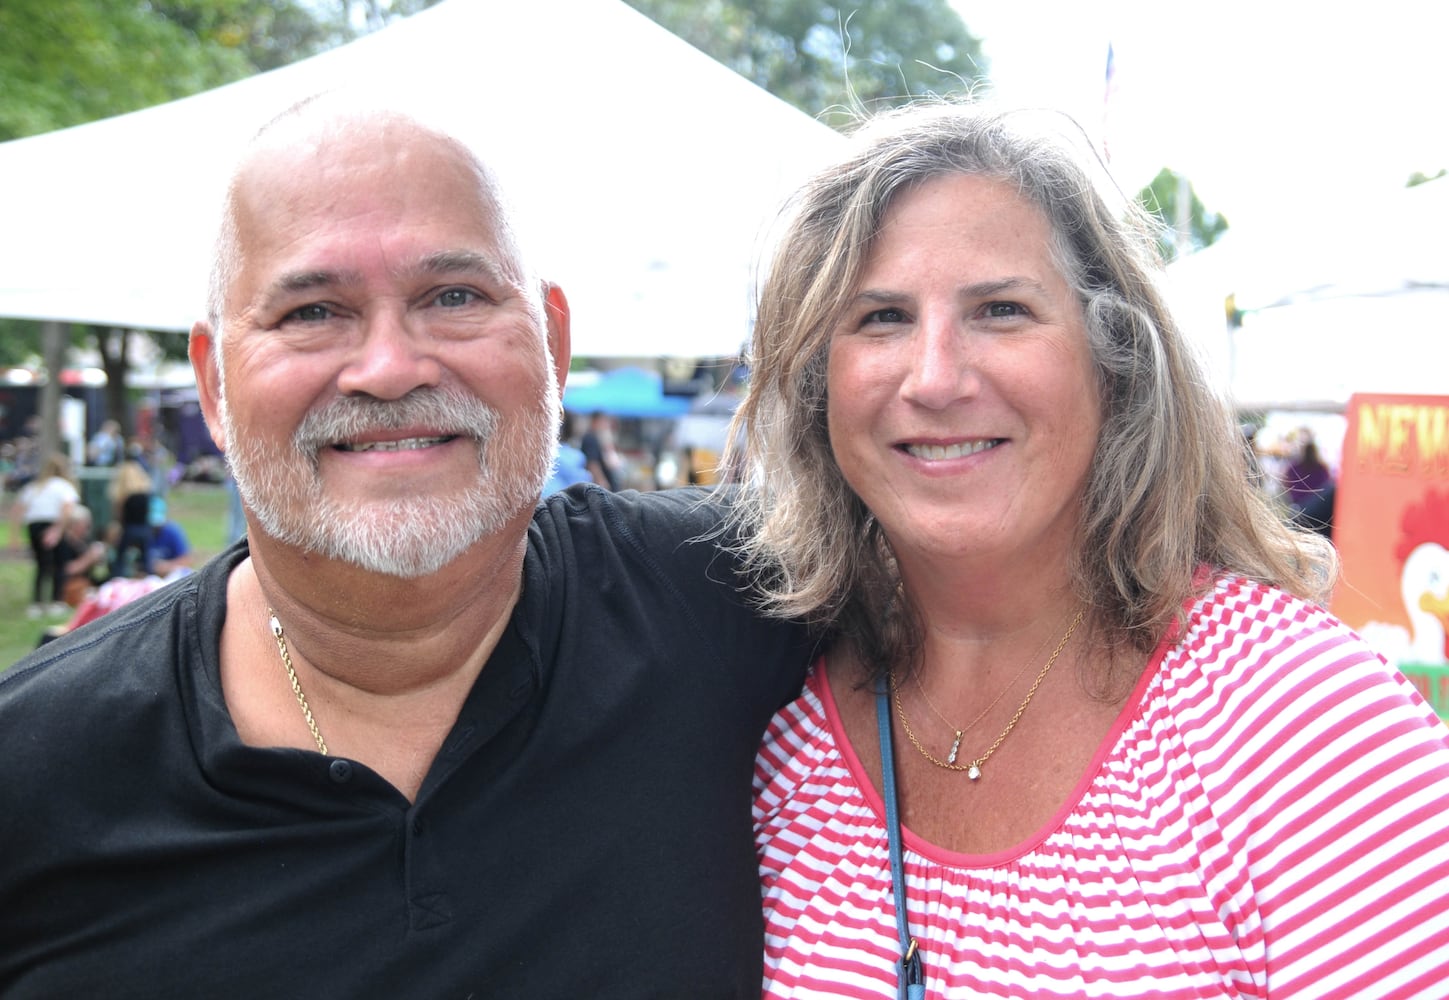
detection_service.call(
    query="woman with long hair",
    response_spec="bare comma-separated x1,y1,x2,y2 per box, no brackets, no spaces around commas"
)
108,455,154,578
730,101,1449,997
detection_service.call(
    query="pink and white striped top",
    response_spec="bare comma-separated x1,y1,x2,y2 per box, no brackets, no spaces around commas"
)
755,575,1449,998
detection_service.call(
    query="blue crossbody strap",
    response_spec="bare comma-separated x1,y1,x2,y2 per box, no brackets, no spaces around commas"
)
876,677,926,1000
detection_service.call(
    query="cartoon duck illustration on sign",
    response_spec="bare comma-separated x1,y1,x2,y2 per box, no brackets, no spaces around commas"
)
1358,489,1449,709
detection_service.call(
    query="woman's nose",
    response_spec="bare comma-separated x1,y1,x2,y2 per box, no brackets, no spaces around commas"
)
899,314,977,409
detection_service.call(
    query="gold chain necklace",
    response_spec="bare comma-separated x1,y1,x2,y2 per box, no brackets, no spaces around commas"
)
268,608,329,755
891,609,1083,780
912,618,1061,765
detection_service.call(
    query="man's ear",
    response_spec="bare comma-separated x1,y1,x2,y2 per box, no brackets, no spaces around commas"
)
543,282,571,396
189,322,228,453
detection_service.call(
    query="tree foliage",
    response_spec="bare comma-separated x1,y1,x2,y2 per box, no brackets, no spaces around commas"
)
0,1,445,143
1136,167,1229,264
623,0,987,125
1,0,247,142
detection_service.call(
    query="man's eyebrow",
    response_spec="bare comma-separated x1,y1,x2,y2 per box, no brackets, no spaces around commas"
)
411,249,515,286
262,251,516,303
273,269,359,295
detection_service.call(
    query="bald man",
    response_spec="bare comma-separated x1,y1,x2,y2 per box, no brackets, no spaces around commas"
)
0,94,810,998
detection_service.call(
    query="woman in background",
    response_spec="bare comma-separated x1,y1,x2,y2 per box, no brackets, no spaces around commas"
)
108,454,154,578
9,452,79,619
729,102,1449,997
1283,429,1336,537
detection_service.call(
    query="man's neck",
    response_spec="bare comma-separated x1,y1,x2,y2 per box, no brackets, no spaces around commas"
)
219,527,529,801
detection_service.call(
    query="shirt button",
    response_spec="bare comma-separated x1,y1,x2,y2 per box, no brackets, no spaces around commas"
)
412,817,425,836
328,759,353,783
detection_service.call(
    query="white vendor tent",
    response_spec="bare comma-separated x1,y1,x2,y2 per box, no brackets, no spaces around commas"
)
0,0,843,358
1165,179,1449,411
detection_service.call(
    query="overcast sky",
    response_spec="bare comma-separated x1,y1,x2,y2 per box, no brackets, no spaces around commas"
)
953,0,1446,235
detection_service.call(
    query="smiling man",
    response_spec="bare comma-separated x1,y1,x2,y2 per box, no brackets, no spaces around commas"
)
0,94,810,997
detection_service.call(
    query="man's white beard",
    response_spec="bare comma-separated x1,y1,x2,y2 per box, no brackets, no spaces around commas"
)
220,380,558,579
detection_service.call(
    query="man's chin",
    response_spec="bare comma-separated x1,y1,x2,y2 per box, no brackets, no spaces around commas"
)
299,494,520,574
239,453,549,574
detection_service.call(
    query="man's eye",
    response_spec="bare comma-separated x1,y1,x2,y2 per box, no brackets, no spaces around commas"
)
284,303,332,323
435,288,478,308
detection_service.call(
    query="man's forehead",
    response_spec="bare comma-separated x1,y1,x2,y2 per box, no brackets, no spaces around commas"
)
251,98,446,154
233,124,515,255
239,112,484,193
209,97,538,322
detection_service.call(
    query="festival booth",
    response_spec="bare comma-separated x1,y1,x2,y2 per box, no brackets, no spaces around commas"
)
560,367,728,490
1332,393,1449,715
1166,183,1449,713
1165,179,1449,413
0,0,843,360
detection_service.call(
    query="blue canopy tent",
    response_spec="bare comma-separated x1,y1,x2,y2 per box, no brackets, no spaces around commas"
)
562,368,692,419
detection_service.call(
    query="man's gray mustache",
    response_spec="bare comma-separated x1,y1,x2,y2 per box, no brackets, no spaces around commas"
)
292,390,499,453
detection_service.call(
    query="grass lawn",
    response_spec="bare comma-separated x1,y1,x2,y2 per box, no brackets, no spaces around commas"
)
1,482,233,671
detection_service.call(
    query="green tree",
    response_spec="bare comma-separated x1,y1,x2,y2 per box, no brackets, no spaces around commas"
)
1136,167,1229,264
623,0,987,124
0,0,444,139
0,0,255,142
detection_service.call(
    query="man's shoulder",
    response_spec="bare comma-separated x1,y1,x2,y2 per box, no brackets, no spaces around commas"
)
3,578,195,689
1,544,236,709
521,484,810,709
524,484,747,600
536,484,726,531
0,580,202,793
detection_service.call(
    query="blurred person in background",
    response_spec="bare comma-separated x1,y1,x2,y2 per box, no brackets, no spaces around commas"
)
8,452,79,619
580,409,622,489
1283,427,1336,538
543,413,592,495
108,454,155,578
143,498,192,578
55,504,110,607
86,419,124,467
5,416,42,492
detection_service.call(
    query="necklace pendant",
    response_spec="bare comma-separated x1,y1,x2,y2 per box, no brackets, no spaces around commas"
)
946,731,963,765
967,763,982,781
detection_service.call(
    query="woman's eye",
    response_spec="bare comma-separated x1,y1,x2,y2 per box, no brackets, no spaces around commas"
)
283,303,332,323
984,301,1027,318
863,307,908,325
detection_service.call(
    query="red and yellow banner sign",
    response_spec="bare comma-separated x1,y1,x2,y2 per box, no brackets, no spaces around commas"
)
1332,394,1449,714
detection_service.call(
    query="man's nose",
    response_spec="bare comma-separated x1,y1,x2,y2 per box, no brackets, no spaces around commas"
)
336,307,443,399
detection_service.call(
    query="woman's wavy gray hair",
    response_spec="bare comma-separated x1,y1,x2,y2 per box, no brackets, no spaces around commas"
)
724,100,1336,677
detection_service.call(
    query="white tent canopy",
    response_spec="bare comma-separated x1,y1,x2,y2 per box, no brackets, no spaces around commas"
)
0,0,843,358
1165,179,1449,410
